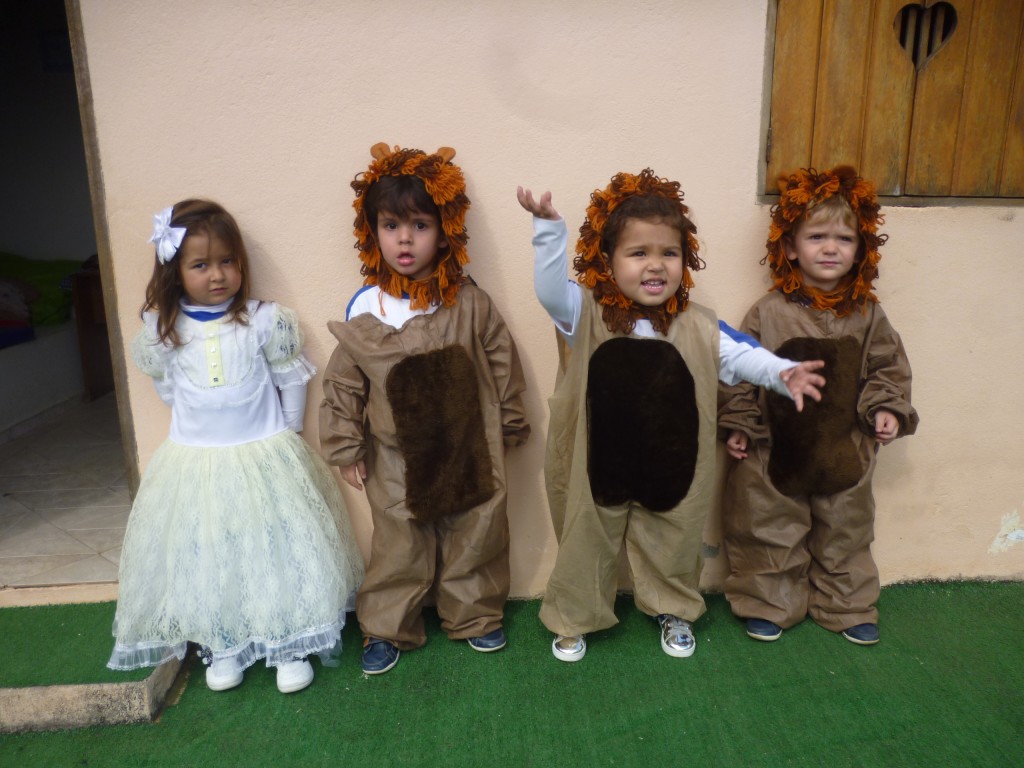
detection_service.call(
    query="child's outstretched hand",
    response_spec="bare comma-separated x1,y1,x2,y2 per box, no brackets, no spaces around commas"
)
517,186,560,220
725,430,749,460
874,408,900,445
340,461,367,491
780,360,826,412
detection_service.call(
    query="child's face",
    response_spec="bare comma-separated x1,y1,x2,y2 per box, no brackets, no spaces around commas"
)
376,208,446,282
785,212,860,292
178,232,242,306
605,218,684,308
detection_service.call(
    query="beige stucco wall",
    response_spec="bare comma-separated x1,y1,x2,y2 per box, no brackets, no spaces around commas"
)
73,0,1023,598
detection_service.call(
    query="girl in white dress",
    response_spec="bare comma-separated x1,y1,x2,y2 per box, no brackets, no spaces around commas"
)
108,199,363,694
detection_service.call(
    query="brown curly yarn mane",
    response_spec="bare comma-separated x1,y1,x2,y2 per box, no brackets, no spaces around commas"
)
765,165,887,317
352,143,471,310
574,168,704,335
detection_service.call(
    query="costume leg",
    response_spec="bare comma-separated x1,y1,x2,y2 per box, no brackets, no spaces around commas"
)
721,443,812,628
539,500,629,636
434,487,511,639
357,465,436,650
626,499,707,622
807,445,879,632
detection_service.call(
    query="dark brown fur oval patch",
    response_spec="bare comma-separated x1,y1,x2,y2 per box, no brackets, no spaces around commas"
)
586,337,698,512
766,336,863,496
385,346,495,522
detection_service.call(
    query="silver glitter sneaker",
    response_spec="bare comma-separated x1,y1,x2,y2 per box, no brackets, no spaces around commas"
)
552,634,586,662
657,614,696,658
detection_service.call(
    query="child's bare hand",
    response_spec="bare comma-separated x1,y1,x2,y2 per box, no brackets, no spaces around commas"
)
780,360,826,412
340,461,367,491
725,430,749,460
516,186,560,220
874,409,900,445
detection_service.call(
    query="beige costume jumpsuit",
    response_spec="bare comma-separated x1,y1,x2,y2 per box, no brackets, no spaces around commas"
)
719,291,917,631
540,293,720,637
320,285,529,649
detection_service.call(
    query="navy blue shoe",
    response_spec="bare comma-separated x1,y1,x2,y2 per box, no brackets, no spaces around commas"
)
746,618,783,642
841,623,880,645
361,638,400,674
467,628,507,653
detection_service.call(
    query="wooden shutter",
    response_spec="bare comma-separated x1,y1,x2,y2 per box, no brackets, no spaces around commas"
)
766,0,1024,197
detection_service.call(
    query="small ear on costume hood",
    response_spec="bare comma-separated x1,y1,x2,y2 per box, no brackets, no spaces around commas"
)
435,147,456,163
370,142,393,160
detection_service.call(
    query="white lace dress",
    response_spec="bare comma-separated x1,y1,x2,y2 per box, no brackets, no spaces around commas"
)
108,300,364,672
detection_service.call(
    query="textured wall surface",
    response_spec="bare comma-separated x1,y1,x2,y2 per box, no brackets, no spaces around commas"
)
74,0,1024,596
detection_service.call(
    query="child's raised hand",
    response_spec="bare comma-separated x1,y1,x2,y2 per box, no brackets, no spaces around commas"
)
725,430,749,460
873,409,900,445
780,360,826,412
340,461,367,491
516,186,560,220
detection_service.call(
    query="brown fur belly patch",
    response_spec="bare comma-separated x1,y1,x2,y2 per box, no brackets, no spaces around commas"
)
586,337,698,512
385,345,495,523
766,336,863,496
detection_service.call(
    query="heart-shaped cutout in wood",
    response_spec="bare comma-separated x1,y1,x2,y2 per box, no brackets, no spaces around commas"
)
894,1,958,70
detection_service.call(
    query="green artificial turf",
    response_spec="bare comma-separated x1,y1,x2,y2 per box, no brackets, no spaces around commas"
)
1,582,1020,768
0,602,149,687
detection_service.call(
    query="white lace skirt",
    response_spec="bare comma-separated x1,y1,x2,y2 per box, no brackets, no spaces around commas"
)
108,429,364,671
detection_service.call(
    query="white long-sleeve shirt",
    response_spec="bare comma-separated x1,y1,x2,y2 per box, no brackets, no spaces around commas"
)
531,216,797,398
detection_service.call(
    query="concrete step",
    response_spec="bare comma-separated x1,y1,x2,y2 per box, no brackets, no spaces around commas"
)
0,583,182,733
0,657,183,733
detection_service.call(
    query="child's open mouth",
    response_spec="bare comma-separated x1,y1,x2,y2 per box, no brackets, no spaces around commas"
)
641,280,666,293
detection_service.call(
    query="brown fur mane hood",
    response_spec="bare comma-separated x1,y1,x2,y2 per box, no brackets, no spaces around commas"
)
765,166,886,317
574,168,704,335
351,143,471,310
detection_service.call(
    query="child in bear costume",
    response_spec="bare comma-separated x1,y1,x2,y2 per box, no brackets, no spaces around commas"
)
518,171,826,662
321,144,530,674
719,166,918,646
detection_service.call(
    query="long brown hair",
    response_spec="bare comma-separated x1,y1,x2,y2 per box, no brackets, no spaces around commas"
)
141,199,252,346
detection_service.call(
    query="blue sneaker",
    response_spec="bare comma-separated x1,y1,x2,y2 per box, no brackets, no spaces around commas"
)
746,618,783,642
467,627,507,652
361,638,400,674
841,623,880,645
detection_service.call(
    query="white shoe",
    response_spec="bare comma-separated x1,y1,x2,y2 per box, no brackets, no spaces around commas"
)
277,659,314,693
205,657,243,691
552,634,586,662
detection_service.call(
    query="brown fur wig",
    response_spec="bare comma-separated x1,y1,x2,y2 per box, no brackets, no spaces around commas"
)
574,169,704,336
385,345,495,522
765,336,864,496
765,166,887,317
586,338,698,511
352,143,471,311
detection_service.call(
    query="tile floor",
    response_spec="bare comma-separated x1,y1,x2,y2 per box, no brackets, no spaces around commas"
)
0,394,129,590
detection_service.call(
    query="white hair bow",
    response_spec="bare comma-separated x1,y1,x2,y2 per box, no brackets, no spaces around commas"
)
149,206,187,264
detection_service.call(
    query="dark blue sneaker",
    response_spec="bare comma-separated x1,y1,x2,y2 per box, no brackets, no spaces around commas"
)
361,638,400,674
841,623,880,645
746,618,783,642
466,628,507,652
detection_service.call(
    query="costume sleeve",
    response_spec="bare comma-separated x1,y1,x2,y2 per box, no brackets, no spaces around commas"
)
532,216,582,344
131,313,175,406
261,303,317,389
481,299,531,448
858,306,919,436
319,325,370,466
717,307,770,444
